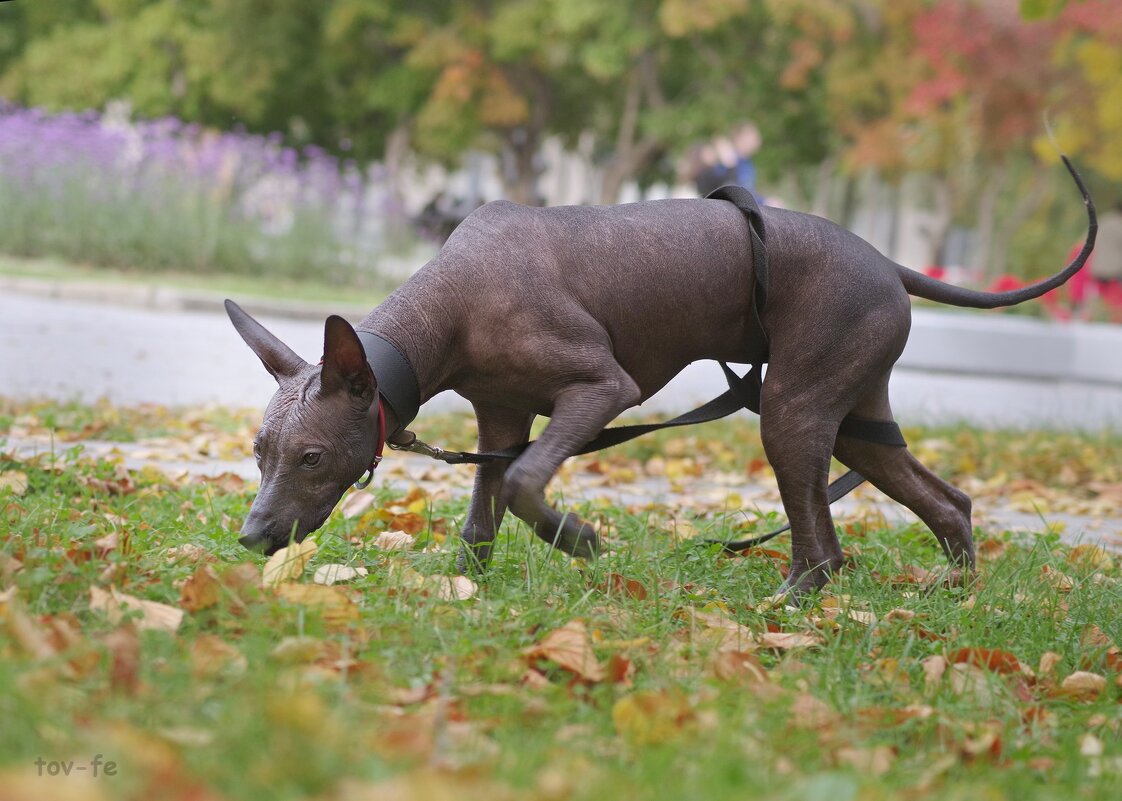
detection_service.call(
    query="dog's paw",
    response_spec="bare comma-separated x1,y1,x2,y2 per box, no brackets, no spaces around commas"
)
456,541,493,576
542,514,600,560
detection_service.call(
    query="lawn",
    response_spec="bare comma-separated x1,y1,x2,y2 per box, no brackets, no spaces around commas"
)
2,401,1121,801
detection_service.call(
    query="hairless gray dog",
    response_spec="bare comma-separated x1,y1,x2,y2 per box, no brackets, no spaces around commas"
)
226,159,1095,600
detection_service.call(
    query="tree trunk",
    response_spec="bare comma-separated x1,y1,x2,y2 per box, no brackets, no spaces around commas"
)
499,69,551,205
598,52,664,205
922,175,955,268
500,126,543,205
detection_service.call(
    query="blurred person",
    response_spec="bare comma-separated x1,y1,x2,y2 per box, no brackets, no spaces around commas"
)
688,122,765,201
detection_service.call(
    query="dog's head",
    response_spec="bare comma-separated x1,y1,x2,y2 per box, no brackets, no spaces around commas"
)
225,300,381,555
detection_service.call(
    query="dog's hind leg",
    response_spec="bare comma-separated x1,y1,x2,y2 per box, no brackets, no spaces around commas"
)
758,388,848,599
501,356,641,559
457,402,535,574
832,379,975,574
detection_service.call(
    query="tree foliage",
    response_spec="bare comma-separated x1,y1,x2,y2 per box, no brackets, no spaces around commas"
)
0,0,1119,207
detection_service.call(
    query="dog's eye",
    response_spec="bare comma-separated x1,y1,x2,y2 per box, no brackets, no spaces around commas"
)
301,452,322,467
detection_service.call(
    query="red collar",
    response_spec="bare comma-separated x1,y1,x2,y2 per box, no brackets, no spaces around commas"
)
355,397,386,489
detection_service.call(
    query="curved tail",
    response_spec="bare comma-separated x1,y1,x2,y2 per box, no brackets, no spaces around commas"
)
898,156,1097,309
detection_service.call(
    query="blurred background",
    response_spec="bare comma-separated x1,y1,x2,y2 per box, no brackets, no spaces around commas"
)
1,0,1121,427
0,0,1119,306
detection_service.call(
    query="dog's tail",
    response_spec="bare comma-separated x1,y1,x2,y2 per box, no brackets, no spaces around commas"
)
897,156,1096,309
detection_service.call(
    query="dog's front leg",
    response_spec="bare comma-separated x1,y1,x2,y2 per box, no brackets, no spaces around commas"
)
502,371,640,558
457,402,534,574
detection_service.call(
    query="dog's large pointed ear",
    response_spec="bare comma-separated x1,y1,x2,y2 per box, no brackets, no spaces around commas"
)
320,315,376,403
225,299,308,382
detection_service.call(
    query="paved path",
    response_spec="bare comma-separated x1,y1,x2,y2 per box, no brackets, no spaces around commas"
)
6,288,1122,429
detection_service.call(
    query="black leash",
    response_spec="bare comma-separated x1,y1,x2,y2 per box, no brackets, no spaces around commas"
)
381,185,906,553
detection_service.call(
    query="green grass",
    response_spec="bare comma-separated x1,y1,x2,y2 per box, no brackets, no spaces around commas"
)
2,405,1122,799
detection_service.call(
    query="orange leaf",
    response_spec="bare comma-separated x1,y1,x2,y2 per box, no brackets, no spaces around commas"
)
598,572,648,600
949,648,1024,674
709,649,768,684
523,620,605,682
179,564,221,612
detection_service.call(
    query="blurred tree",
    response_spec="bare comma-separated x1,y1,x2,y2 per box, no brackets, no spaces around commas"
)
0,0,332,144
824,0,1069,275
1038,0,1122,181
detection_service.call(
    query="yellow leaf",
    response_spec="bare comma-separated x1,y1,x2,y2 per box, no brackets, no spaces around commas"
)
88,586,183,633
262,538,317,587
190,634,247,679
836,745,895,776
273,583,359,629
612,690,694,745
0,470,29,496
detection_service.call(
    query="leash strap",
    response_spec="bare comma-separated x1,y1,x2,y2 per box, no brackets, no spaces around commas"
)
706,185,770,364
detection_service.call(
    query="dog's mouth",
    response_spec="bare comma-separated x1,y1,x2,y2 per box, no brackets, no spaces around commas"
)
239,512,330,555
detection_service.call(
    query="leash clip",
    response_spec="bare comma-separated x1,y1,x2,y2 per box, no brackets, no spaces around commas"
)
388,437,447,460
354,463,376,490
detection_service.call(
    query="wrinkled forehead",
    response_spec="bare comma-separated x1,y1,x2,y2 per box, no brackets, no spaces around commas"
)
257,373,316,444
255,371,369,446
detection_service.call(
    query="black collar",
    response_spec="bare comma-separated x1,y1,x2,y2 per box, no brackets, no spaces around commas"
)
356,330,420,436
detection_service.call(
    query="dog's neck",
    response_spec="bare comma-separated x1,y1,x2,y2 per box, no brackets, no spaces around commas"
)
358,264,461,414
355,330,419,437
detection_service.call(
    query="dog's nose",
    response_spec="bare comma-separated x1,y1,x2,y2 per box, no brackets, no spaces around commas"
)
238,532,269,553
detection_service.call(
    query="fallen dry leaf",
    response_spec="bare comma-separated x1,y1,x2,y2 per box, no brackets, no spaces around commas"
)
89,586,183,633
949,647,1026,675
835,744,895,776
371,530,415,551
789,692,840,729
923,654,948,693
179,563,221,612
313,564,369,585
164,543,215,564
756,631,822,651
262,538,318,588
339,491,377,519
190,634,248,680
273,583,359,629
270,636,340,665
434,574,478,601
612,690,694,745
0,470,29,496
1080,732,1104,757
1040,564,1076,593
1038,651,1063,676
1057,671,1107,700
598,572,648,600
1,591,57,662
524,620,605,682
1067,544,1113,571
103,625,141,694
709,649,768,684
